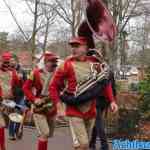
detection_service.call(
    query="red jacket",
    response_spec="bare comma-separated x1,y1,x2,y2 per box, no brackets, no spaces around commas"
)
49,56,115,119
0,68,21,98
23,68,57,117
0,85,2,97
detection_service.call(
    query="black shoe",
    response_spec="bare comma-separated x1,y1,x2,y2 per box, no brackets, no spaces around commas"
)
89,145,96,150
100,145,109,150
16,131,23,140
8,135,16,141
90,148,96,150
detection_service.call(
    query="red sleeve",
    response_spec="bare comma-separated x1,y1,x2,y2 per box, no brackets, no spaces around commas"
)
102,82,115,102
49,65,65,105
23,69,41,102
65,60,77,93
23,80,36,102
0,85,2,97
49,59,77,105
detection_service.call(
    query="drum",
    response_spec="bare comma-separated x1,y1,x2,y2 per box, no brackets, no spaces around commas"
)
9,113,23,123
1,99,25,124
2,99,25,110
2,100,16,108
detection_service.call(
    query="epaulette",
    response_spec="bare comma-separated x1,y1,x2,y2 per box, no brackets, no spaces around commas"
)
58,63,65,69
27,71,34,81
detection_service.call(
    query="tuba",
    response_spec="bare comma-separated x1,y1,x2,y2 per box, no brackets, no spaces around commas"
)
60,0,117,106
75,0,117,96
78,0,117,47
83,0,117,43
76,49,109,97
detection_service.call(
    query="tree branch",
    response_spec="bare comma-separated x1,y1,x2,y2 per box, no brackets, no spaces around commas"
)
120,0,141,33
2,0,29,41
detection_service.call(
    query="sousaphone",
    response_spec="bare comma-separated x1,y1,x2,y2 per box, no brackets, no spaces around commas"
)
79,0,117,43
61,0,117,105
74,0,117,96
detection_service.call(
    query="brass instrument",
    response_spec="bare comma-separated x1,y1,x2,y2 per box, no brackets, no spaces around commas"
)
76,49,109,97
33,98,53,113
83,0,117,43
75,0,117,96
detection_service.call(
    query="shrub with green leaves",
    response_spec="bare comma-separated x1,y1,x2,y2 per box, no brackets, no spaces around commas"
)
138,67,150,120
129,83,139,92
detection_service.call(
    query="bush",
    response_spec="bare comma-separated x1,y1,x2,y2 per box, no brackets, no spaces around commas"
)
138,93,150,120
138,67,150,120
139,80,150,94
129,83,139,92
118,108,139,133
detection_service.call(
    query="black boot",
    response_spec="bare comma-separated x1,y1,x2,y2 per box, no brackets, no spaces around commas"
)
89,125,97,150
98,115,109,150
96,109,109,150
100,139,109,150
99,132,109,150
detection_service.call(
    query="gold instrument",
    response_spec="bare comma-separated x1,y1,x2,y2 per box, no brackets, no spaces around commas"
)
33,99,53,113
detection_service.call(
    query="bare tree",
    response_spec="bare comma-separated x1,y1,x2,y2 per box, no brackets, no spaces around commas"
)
30,0,39,61
101,0,142,70
24,0,58,58
44,0,83,37
2,0,29,41
40,3,57,52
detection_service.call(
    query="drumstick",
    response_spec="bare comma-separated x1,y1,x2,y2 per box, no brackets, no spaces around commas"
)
17,109,28,138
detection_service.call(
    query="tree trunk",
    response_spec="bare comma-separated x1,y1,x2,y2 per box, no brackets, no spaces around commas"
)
31,0,39,63
71,0,82,37
43,19,49,53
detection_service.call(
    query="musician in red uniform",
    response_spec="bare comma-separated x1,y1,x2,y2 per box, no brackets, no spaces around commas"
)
0,52,13,150
0,84,5,150
49,36,118,150
8,53,27,140
23,52,58,150
0,52,23,150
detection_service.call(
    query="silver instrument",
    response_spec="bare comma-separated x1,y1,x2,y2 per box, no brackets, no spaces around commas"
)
2,99,25,110
76,58,109,97
1,100,26,123
75,49,109,97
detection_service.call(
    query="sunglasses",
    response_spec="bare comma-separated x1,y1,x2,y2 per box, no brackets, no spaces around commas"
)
3,61,10,64
70,43,81,48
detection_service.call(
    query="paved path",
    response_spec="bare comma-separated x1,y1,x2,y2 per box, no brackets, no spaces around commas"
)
7,127,73,150
6,127,112,150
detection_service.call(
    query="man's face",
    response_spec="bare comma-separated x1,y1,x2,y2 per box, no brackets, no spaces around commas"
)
10,58,17,68
44,60,57,72
71,43,88,57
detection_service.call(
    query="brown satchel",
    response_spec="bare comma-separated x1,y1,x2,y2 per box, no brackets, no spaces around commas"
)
33,97,54,114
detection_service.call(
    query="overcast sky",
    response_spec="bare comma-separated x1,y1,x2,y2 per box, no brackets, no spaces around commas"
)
0,0,32,33
0,0,145,45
